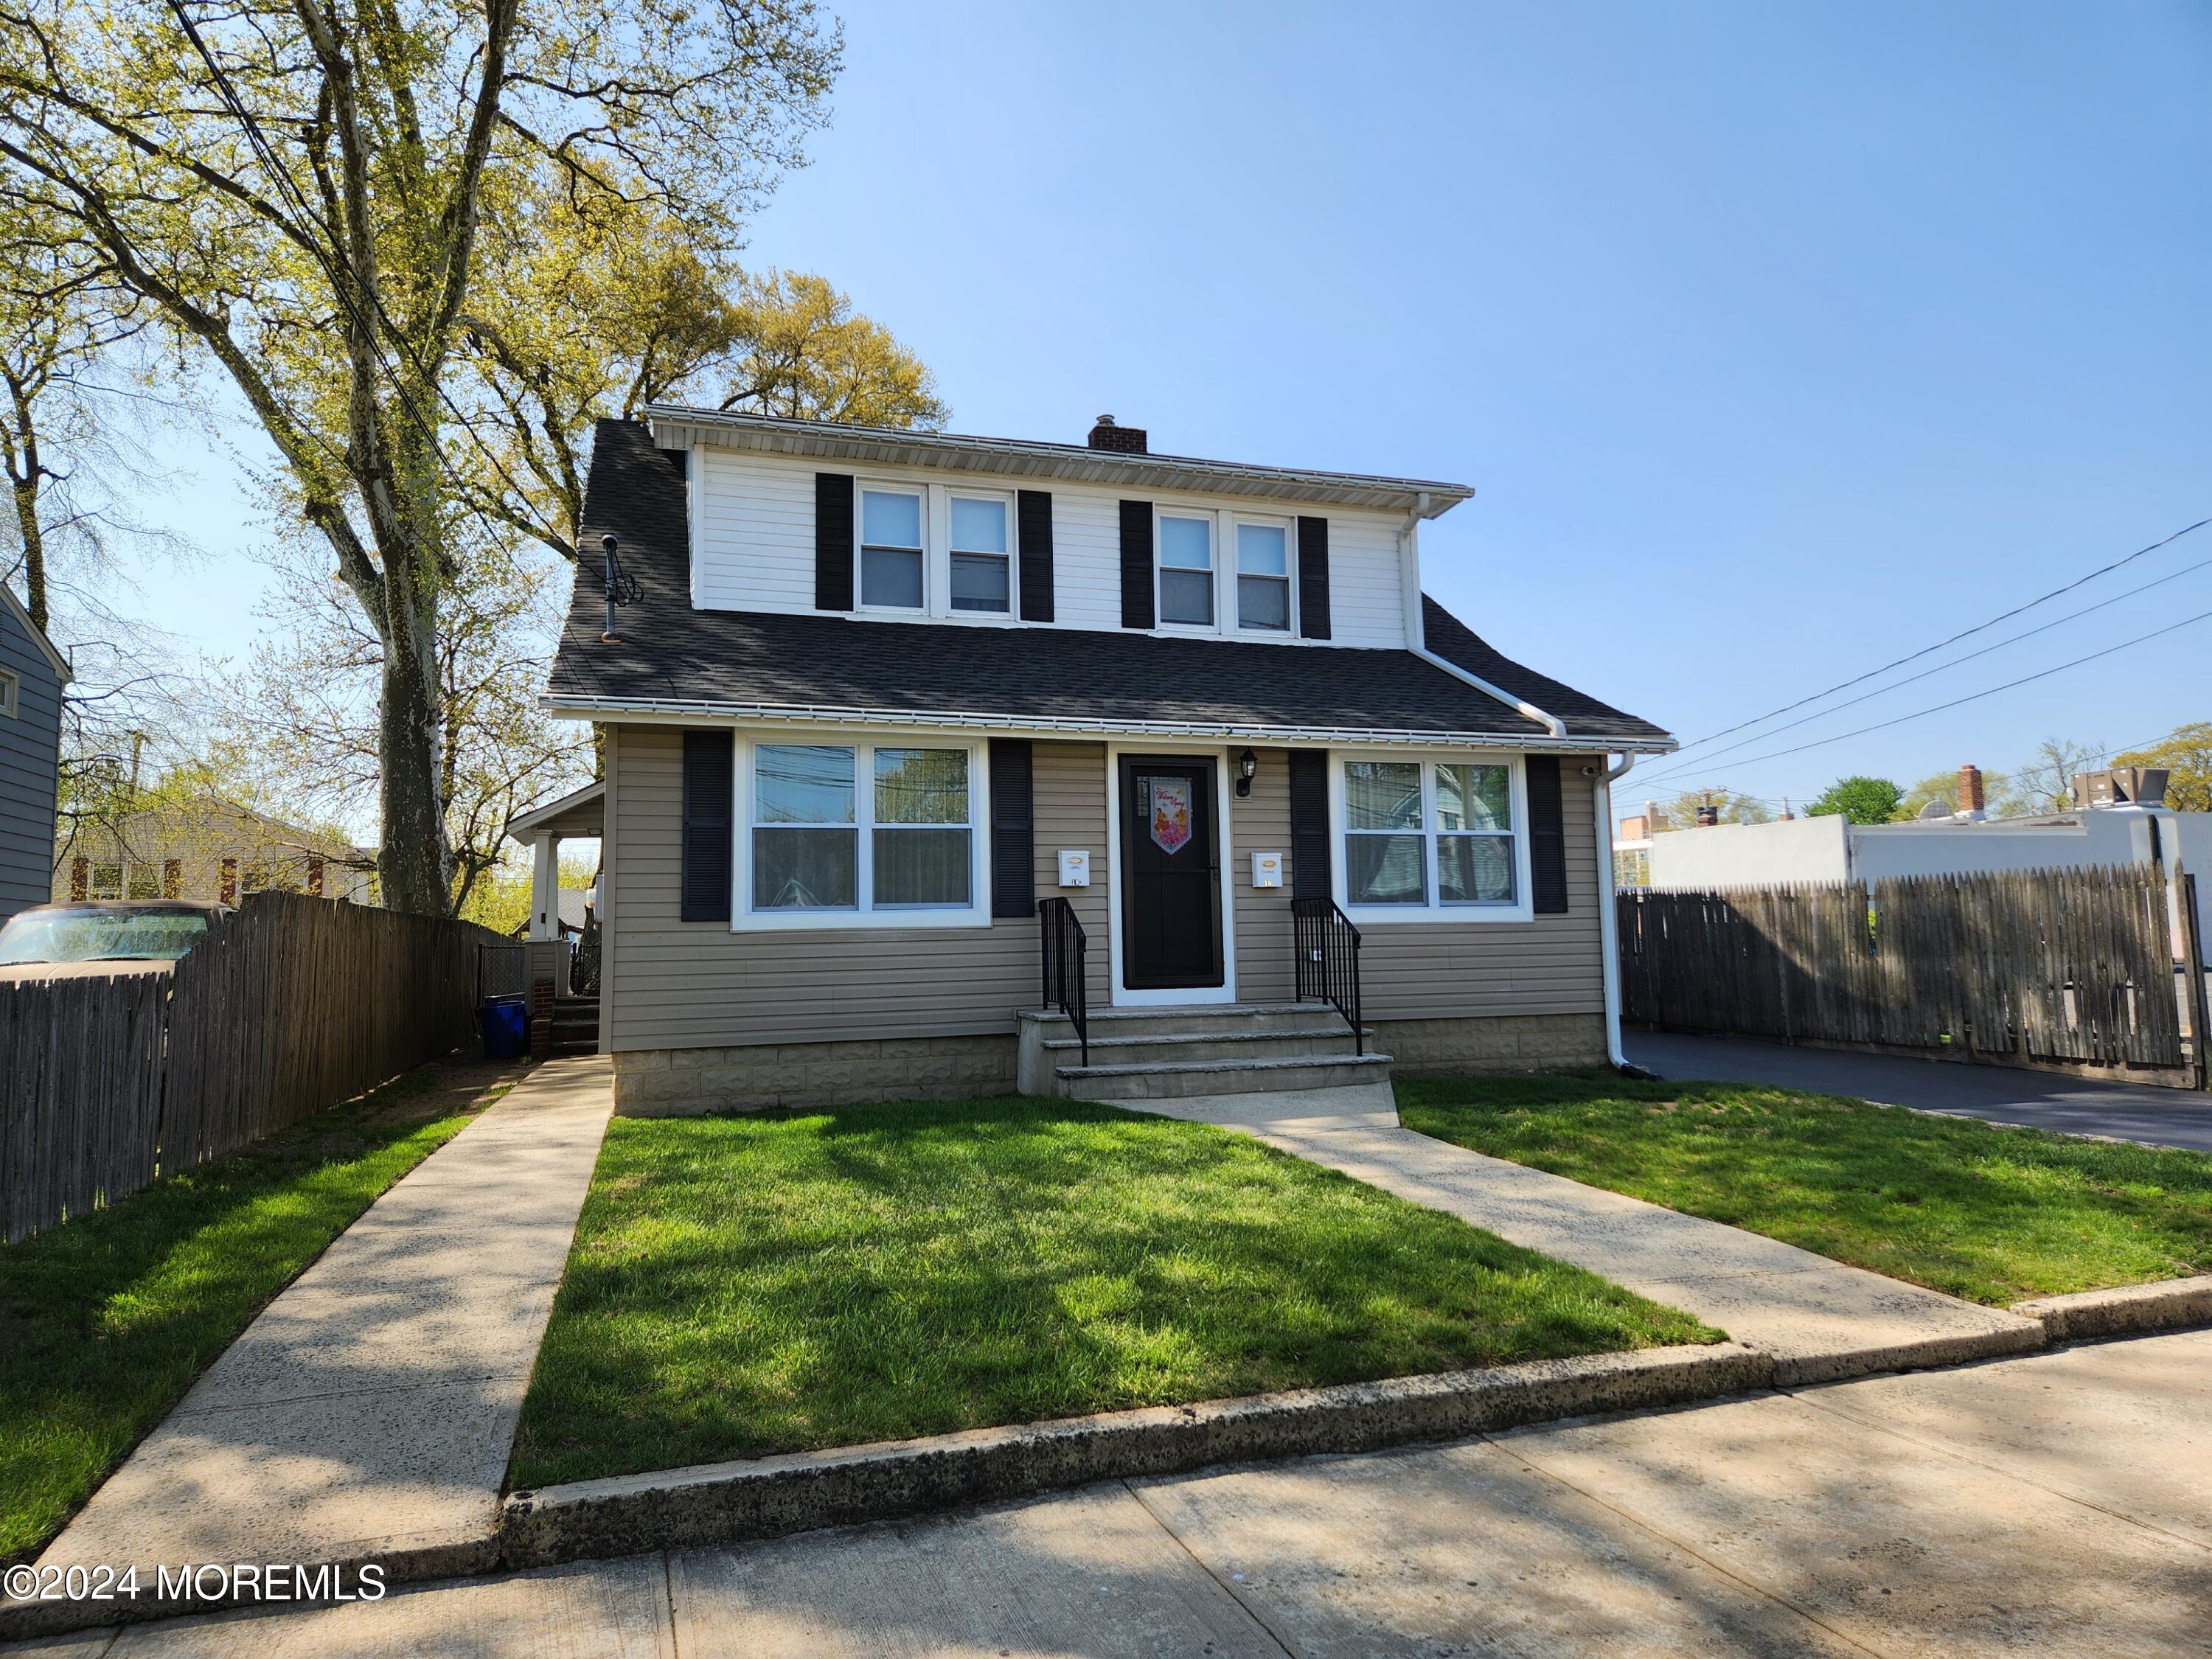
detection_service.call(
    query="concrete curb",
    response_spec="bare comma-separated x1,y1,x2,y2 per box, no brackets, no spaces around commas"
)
498,1341,1772,1568
1770,1319,2048,1388
2012,1274,2212,1343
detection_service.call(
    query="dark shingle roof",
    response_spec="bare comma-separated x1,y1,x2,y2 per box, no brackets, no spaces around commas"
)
548,420,1672,750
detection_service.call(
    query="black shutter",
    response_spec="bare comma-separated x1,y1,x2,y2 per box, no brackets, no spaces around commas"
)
1119,500,1155,630
1528,754,1568,914
1018,490,1055,623
681,729,734,923
815,473,855,611
990,738,1035,918
1296,515,1332,640
1289,749,1331,900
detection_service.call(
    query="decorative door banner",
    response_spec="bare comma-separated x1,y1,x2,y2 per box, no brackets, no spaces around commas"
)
1150,778,1193,854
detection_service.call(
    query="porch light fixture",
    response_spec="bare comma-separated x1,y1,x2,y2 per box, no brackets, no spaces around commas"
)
1236,748,1258,798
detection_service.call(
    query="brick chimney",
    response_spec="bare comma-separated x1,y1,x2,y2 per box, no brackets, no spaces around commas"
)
1694,803,1719,828
1957,764,1986,819
1087,414,1147,454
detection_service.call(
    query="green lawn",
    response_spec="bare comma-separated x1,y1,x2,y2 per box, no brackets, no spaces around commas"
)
1398,1071,2212,1306
0,1059,515,1564
509,1099,1718,1489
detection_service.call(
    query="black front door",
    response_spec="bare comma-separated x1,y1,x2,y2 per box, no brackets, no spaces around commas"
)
1120,756,1223,991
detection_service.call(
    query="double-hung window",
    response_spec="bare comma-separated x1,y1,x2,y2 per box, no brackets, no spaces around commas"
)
749,741,978,921
1342,757,1520,912
949,494,1012,614
1158,514,1214,627
860,487,925,610
0,667,17,718
1236,520,1291,632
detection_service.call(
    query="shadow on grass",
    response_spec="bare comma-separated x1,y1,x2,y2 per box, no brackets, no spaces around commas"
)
0,1057,512,1563
509,1096,1719,1490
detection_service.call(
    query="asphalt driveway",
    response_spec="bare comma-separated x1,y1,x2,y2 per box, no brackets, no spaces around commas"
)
1626,1031,2212,1154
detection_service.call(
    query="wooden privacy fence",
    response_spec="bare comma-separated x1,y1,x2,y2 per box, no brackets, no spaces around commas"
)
1618,863,2191,1076
2,894,507,1242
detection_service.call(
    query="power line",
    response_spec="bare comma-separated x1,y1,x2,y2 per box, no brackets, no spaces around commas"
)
1635,603,2212,785
1646,550,2212,777
1660,513,2212,762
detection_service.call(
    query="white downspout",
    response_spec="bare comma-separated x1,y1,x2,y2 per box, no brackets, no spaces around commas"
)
1397,493,1568,740
1596,753,1638,1073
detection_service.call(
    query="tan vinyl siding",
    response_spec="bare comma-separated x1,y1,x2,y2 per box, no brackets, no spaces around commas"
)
1230,748,1295,1003
1032,741,1113,1008
1357,758,1605,1020
605,726,1110,1053
605,725,1606,1048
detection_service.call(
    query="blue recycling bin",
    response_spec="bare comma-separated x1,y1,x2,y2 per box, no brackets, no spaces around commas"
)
479,998,529,1061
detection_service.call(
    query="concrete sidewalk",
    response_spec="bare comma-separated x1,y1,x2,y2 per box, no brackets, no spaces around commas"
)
35,1057,614,1582
1629,1029,2212,1152
27,1328,2212,1656
1146,1082,2040,1382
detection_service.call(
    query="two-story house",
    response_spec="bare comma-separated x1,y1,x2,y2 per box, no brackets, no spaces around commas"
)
544,411,1674,1114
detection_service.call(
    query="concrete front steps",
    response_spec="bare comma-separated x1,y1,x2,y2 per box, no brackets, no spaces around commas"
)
1017,1001,1392,1102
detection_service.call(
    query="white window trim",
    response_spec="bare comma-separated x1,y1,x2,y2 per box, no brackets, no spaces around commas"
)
1102,742,1239,1006
1231,512,1297,637
1329,750,1534,924
945,486,1018,620
732,733,992,931
0,667,16,718
855,480,930,616
1152,506,1221,634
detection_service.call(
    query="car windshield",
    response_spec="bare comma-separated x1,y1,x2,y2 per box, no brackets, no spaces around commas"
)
0,910,212,964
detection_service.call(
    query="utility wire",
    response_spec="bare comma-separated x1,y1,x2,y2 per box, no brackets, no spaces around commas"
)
1635,603,2212,784
1641,551,2212,779
1660,513,2212,762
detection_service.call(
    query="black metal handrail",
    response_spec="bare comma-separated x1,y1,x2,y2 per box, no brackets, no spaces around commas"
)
1293,896,1364,1054
1037,897,1088,1065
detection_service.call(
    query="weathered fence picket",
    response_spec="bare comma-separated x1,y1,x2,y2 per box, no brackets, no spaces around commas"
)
1,894,504,1242
1618,863,2187,1077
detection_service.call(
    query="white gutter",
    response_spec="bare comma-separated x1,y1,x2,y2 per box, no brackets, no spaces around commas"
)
1596,753,1638,1073
1395,492,1569,740
540,693,1677,754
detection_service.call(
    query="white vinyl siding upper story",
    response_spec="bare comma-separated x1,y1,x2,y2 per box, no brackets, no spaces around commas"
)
682,444,1416,649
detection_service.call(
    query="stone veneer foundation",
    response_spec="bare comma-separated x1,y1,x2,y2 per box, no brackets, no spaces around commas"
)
612,1036,1020,1116
1374,1012,1607,1076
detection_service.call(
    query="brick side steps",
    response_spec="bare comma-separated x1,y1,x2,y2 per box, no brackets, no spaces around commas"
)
1016,1002,1391,1101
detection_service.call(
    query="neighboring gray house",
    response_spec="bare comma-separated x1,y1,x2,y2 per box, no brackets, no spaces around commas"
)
546,412,1676,1116
0,584,69,923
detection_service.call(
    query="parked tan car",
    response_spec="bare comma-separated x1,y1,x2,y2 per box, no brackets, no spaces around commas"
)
0,900,229,981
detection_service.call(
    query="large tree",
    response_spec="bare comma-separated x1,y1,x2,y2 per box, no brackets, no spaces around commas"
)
0,0,841,911
458,226,947,562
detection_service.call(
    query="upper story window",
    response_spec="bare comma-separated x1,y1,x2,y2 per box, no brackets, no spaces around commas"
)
1341,757,1523,917
0,667,16,718
746,740,983,925
950,495,1012,614
860,488,925,610
1236,521,1291,633
1158,513,1214,627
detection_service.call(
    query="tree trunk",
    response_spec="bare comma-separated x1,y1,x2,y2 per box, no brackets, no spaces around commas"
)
376,611,449,914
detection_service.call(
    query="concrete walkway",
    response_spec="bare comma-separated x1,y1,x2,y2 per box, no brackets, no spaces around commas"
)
1146,1082,2040,1382
24,1327,2212,1656
35,1057,614,1582
1629,1030,2212,1152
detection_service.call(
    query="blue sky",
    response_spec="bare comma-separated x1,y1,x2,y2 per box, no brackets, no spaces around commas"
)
121,1,2211,814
